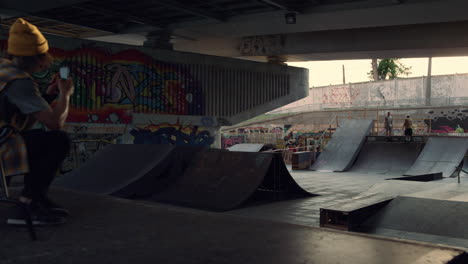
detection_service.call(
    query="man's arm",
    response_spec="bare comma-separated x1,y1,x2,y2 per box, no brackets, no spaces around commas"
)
34,93,70,130
34,78,74,130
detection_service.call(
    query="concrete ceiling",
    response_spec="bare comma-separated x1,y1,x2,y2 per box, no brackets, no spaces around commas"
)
2,0,468,61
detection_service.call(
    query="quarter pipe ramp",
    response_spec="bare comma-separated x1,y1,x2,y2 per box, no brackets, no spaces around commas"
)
55,144,309,211
404,137,468,177
153,150,311,211
53,144,177,195
310,119,373,172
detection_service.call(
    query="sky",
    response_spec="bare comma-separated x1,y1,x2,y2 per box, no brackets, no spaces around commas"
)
287,57,468,87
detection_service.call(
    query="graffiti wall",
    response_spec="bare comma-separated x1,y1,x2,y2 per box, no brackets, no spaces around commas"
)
272,74,468,113
425,108,468,133
322,85,360,105
131,122,215,146
58,117,216,172
61,133,119,172
131,114,217,146
0,40,204,124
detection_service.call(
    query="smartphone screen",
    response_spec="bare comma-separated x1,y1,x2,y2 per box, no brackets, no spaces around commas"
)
59,67,70,80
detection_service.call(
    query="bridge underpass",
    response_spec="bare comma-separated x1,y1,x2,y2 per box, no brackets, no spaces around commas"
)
2,1,468,263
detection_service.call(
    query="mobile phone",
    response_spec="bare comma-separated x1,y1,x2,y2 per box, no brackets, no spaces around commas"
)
59,66,70,80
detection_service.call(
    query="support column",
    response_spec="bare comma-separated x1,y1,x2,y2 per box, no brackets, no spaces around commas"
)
425,57,432,106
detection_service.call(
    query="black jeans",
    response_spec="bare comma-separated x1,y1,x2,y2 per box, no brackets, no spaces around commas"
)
404,128,413,136
20,129,70,201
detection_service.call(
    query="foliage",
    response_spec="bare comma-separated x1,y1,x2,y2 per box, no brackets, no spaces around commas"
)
368,58,412,80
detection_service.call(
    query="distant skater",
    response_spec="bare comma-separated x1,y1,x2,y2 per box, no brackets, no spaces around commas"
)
403,115,413,142
384,111,393,137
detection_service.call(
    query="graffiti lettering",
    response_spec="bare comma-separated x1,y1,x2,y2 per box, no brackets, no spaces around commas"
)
239,35,285,56
322,86,360,105
131,121,214,146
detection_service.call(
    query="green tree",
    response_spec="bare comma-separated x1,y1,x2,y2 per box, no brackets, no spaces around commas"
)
369,58,412,81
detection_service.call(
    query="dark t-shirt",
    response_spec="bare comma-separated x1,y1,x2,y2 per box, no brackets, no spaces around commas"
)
0,79,49,129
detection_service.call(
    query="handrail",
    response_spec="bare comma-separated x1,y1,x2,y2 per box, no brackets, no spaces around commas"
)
318,113,337,149
372,118,433,136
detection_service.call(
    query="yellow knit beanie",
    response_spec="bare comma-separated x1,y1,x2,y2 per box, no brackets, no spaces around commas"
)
8,18,49,56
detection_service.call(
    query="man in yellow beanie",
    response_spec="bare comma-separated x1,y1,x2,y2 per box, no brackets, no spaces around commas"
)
0,18,74,226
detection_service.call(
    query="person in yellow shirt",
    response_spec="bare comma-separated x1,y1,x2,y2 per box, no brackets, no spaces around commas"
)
403,115,413,142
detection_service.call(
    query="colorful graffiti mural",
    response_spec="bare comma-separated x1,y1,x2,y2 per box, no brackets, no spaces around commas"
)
61,133,120,172
131,121,214,146
0,40,204,124
425,108,468,133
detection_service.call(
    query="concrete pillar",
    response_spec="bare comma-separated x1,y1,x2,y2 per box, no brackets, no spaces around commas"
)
143,29,173,50
425,57,432,106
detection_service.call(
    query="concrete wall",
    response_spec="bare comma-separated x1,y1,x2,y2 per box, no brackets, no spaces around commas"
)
239,106,468,136
272,74,468,113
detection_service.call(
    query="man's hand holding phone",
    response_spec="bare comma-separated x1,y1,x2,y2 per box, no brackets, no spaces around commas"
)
46,66,74,97
58,66,74,97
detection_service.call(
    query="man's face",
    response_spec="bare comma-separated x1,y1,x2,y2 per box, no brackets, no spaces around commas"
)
35,52,54,73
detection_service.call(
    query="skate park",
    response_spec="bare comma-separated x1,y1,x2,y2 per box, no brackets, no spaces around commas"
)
3,0,468,263
52,118,468,250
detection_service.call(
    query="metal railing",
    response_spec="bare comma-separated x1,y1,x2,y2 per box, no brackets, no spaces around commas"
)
318,113,337,148
371,118,432,136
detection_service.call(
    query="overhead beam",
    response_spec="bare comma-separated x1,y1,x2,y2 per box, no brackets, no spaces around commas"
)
28,15,117,36
71,6,164,30
1,19,79,38
258,0,301,12
258,0,289,10
71,6,196,41
173,20,468,60
154,0,227,22
0,0,92,13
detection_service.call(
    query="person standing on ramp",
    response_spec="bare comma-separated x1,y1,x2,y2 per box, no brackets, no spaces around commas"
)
403,115,413,142
384,111,393,137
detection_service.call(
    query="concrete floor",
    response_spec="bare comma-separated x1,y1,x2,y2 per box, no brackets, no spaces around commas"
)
1,168,467,263
1,188,467,264
229,169,457,227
